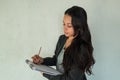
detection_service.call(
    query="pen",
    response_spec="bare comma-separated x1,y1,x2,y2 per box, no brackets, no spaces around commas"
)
38,47,42,55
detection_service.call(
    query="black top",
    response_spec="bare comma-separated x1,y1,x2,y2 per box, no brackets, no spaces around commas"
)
42,35,87,80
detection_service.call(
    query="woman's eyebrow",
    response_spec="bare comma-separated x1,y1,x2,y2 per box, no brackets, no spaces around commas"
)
63,21,72,25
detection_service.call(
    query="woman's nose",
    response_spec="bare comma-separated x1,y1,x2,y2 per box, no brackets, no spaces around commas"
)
64,25,67,30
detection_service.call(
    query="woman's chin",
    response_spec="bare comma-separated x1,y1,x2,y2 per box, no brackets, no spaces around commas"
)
64,34,69,37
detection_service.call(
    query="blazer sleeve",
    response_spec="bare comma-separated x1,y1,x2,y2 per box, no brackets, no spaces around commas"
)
41,35,65,66
43,67,87,80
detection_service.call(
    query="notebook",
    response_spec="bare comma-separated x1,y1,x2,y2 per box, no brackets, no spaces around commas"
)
25,59,62,75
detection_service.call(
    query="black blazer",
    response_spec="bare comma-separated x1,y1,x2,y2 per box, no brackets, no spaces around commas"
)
42,35,87,80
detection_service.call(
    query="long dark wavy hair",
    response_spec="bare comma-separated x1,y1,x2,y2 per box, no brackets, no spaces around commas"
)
63,6,95,75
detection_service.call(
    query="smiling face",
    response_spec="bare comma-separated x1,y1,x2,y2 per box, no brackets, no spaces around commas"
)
63,14,74,38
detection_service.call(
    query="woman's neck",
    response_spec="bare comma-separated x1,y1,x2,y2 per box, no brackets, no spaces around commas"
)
64,36,74,49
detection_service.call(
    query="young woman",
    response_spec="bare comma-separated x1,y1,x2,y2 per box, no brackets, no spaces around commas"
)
32,6,95,80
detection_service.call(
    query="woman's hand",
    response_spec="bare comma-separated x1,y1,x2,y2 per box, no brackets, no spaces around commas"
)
31,55,44,64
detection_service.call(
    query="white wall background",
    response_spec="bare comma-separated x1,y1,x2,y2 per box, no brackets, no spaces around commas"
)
0,0,120,80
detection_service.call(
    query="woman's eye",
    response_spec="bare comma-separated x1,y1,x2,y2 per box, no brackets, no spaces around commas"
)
68,25,72,28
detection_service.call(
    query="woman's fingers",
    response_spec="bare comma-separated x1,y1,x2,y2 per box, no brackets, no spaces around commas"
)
31,55,43,64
